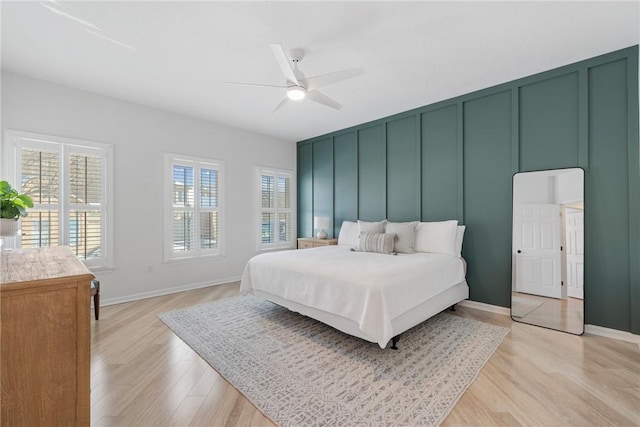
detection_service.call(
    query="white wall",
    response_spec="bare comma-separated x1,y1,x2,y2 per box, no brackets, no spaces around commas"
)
555,169,583,204
513,173,554,204
1,71,296,304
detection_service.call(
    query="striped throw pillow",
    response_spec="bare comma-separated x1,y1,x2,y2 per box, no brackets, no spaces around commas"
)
358,231,396,255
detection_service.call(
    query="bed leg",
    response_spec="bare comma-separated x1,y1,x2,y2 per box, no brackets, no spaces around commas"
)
450,304,456,311
390,335,399,350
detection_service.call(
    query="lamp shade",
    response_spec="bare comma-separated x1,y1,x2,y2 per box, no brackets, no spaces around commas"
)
314,216,330,230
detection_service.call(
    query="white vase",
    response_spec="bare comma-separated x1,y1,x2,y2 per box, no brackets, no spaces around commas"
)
0,218,20,237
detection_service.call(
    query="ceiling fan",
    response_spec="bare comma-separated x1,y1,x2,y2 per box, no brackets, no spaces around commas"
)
227,44,365,112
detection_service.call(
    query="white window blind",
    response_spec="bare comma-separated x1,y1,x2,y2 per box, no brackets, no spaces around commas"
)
5,131,113,269
68,153,103,260
20,148,60,248
165,154,223,261
258,168,294,250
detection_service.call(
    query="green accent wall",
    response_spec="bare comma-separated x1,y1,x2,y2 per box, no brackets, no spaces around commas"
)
297,142,313,238
519,72,580,171
358,125,386,221
333,133,357,237
296,46,640,334
463,91,513,308
421,105,459,221
386,115,420,221
312,138,334,235
587,59,632,331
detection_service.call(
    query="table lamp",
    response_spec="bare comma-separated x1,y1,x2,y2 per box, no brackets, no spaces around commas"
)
314,216,330,239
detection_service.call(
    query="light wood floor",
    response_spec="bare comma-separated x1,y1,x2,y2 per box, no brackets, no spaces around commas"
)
91,283,640,427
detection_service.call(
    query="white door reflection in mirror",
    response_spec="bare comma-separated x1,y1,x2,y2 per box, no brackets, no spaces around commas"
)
512,168,584,335
514,204,561,298
565,207,584,299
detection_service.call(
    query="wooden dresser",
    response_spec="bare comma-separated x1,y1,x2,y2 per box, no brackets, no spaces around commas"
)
1,246,94,426
297,237,338,249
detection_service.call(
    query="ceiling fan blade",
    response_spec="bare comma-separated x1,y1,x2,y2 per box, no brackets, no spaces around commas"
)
224,81,287,89
305,68,365,90
273,96,290,113
269,43,300,86
307,90,342,110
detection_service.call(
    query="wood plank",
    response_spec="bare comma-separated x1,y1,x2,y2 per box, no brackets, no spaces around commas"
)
1,245,93,286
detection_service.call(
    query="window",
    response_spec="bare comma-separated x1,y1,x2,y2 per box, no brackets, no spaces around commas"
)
3,130,113,269
257,167,294,250
165,154,223,261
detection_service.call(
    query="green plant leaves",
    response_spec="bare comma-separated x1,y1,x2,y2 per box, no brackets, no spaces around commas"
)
0,180,12,194
16,195,34,208
0,180,33,219
1,205,20,219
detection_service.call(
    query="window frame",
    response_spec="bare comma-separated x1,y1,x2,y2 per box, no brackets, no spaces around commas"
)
256,166,296,251
2,129,114,270
164,153,225,262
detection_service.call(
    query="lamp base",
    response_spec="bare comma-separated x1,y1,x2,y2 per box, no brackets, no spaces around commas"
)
316,230,328,239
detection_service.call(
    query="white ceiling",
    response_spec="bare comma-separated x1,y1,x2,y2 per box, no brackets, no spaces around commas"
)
2,1,639,142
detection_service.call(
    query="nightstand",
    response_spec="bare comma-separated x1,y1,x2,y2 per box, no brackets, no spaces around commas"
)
297,237,338,249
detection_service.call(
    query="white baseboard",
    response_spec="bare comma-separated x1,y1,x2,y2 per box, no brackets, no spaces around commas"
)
458,299,640,347
100,276,241,307
458,299,511,316
585,324,640,346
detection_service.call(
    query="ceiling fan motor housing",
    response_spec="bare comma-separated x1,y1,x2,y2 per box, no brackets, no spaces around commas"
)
289,48,304,63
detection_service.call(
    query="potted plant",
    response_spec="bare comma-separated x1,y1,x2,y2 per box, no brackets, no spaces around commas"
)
0,180,33,237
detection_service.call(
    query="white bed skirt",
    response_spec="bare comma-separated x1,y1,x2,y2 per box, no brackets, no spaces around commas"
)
250,280,469,348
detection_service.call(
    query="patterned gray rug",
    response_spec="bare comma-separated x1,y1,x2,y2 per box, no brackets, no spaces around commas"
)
159,295,509,427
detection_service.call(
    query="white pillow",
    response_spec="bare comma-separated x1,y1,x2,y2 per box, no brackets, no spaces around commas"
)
415,220,459,256
455,225,466,257
338,221,359,246
385,221,418,254
357,219,386,235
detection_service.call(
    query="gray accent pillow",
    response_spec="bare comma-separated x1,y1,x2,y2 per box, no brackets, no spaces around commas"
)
358,231,396,255
385,221,418,254
357,219,387,235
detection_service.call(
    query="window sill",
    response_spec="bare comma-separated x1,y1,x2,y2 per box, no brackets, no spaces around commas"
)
89,266,115,274
258,246,294,252
163,253,225,266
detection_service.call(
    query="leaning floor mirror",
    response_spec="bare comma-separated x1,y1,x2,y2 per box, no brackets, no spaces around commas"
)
511,168,584,335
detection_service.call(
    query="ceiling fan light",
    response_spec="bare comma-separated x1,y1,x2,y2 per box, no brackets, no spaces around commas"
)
287,86,306,101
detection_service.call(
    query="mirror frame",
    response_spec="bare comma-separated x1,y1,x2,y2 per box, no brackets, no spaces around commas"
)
510,167,585,335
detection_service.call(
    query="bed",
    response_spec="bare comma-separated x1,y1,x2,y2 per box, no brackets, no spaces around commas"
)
240,220,468,348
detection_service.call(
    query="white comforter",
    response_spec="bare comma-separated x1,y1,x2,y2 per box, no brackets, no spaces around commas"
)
240,246,466,347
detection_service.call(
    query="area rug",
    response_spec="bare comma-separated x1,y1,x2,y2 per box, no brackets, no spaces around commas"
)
159,295,509,427
511,296,544,318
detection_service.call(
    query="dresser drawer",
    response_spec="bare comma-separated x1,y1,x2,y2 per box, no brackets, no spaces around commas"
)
297,238,338,249
298,240,315,249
